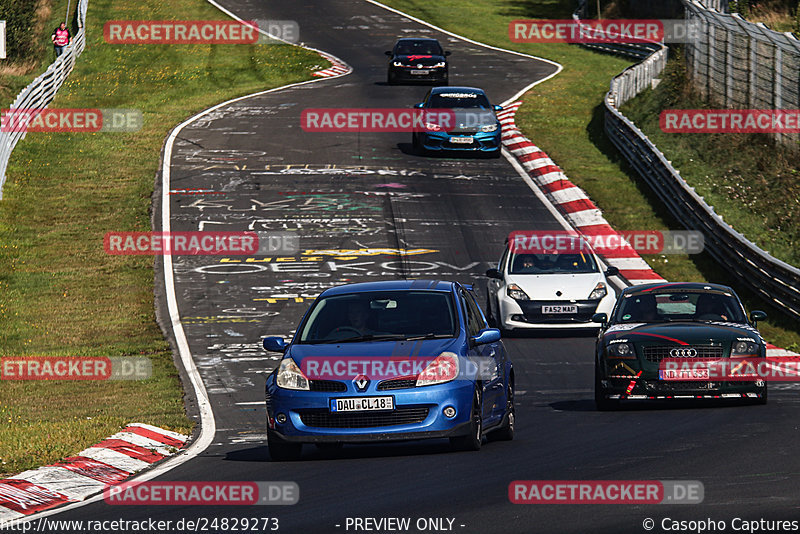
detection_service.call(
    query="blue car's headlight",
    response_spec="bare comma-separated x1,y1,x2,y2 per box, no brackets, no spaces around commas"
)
481,124,498,133
276,358,310,390
416,352,459,387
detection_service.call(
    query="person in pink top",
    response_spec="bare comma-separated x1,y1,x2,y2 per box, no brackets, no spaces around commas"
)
51,22,71,57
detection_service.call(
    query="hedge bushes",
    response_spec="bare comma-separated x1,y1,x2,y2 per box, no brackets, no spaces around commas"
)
0,0,41,63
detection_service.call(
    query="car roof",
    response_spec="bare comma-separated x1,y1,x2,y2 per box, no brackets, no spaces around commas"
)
320,280,456,296
395,38,441,43
430,86,485,95
622,282,735,295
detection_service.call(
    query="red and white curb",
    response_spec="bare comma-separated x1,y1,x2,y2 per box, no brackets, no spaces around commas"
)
312,51,352,77
498,102,665,286
498,102,799,358
766,343,799,358
0,423,188,522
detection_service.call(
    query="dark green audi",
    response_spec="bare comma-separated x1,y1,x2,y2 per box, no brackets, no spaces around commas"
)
593,282,768,410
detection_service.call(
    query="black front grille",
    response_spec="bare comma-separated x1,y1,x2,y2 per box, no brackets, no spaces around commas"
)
309,380,347,392
298,407,430,428
644,345,724,363
377,378,418,390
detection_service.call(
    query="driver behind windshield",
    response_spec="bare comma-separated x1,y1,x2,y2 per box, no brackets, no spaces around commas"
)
338,299,375,336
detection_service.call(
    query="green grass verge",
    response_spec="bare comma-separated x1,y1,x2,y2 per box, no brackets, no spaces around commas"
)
622,58,800,270
379,0,800,351
0,0,326,476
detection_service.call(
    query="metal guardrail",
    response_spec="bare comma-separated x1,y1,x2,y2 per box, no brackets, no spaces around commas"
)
0,0,89,199
572,0,800,319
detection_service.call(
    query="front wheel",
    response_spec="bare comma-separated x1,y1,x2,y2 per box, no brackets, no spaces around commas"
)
450,387,482,451
489,382,514,441
485,294,497,327
412,134,426,156
755,385,768,405
594,362,619,411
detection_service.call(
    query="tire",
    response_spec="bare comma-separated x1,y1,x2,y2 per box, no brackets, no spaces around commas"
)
450,387,482,451
755,384,768,405
268,430,302,461
387,71,396,85
594,361,619,411
485,294,497,327
412,134,426,156
489,381,514,441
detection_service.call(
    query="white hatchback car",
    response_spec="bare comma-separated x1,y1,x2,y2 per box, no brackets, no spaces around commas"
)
485,242,618,331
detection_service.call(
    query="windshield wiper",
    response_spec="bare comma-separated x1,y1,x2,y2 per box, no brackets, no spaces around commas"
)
403,333,454,341
314,334,408,344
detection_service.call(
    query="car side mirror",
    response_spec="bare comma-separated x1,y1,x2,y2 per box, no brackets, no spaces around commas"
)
385,50,392,56
605,266,619,277
493,105,503,112
414,103,424,109
750,310,767,325
591,313,608,326
470,328,501,347
485,268,503,280
263,336,287,353
445,51,451,56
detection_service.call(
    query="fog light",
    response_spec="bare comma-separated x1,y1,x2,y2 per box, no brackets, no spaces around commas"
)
511,314,524,322
443,406,456,418
276,413,287,424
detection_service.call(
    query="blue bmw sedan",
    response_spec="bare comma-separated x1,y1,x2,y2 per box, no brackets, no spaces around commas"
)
262,280,514,460
411,87,503,157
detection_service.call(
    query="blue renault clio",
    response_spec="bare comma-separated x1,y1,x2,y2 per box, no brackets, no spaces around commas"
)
263,280,514,460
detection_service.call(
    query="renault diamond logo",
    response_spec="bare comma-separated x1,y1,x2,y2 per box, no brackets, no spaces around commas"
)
354,375,370,391
669,348,698,358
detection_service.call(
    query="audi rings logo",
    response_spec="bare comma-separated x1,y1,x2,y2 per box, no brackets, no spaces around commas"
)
669,348,698,358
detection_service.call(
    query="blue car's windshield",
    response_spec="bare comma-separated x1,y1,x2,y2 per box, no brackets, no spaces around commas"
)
395,40,443,56
427,91,490,109
298,290,457,343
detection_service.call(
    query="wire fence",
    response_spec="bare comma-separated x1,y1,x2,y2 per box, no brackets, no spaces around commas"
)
572,0,800,318
0,0,89,199
684,0,800,145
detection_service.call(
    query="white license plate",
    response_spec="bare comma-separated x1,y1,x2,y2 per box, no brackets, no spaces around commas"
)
410,69,430,75
542,305,577,314
659,368,710,381
330,396,394,412
449,136,474,144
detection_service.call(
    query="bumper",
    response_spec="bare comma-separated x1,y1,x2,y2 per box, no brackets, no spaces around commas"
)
497,292,614,330
270,422,472,444
416,131,501,152
266,380,475,443
599,375,767,400
389,67,447,83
